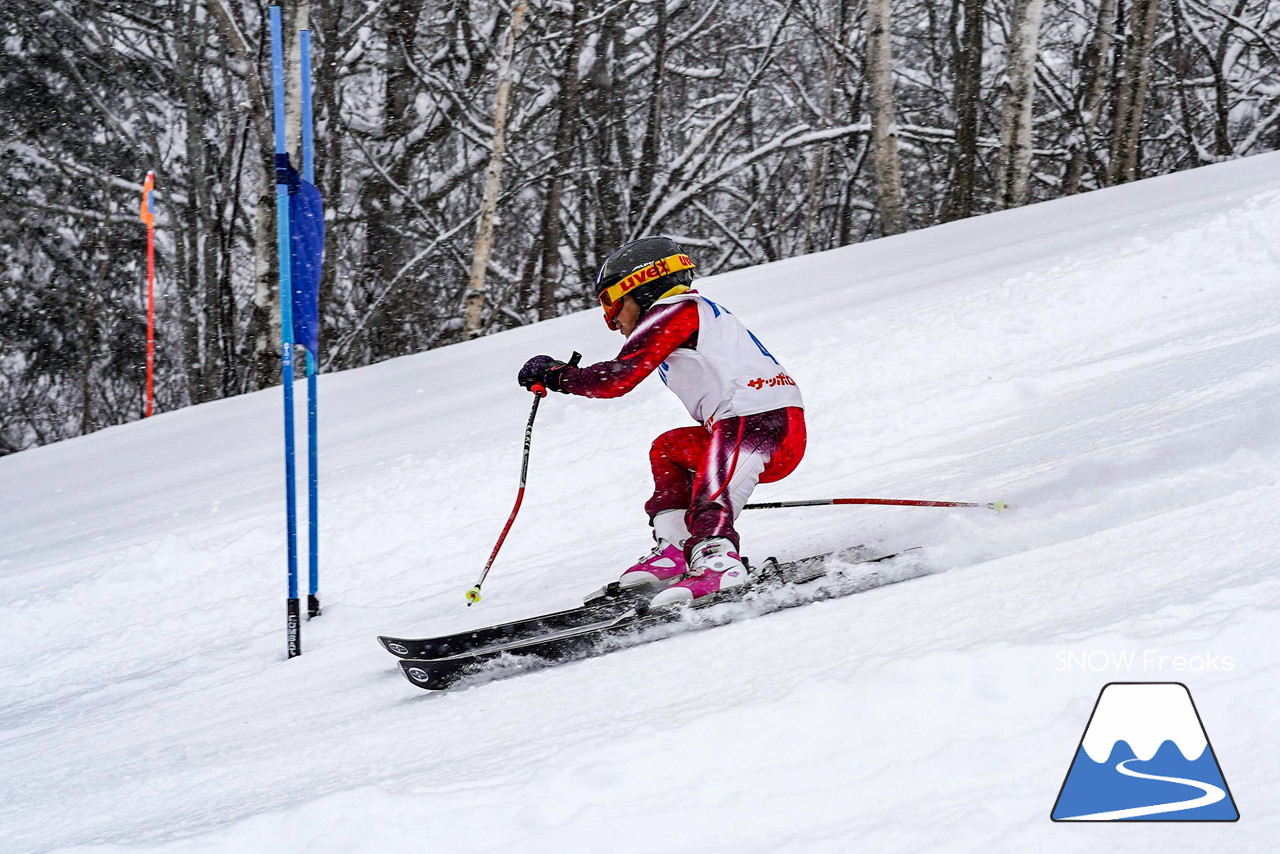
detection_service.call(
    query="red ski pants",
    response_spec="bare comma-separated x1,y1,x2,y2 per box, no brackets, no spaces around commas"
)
644,407,806,553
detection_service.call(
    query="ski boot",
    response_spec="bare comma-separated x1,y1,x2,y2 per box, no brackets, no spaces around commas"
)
582,538,688,607
649,537,751,607
618,539,688,589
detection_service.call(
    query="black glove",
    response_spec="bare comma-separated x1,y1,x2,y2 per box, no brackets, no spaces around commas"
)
518,354,571,394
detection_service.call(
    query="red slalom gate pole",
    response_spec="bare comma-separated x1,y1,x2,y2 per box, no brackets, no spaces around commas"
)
145,220,155,416
744,497,1010,511
140,171,156,417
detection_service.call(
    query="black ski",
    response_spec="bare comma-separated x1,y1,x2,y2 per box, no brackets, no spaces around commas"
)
378,588,645,660
378,544,898,660
393,546,921,691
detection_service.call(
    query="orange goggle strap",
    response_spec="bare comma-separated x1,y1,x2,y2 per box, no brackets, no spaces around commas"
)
598,253,695,310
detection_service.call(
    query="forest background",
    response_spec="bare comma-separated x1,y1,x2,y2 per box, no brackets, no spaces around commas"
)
2,0,1277,454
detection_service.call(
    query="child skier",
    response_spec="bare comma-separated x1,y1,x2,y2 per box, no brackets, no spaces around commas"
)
518,236,806,606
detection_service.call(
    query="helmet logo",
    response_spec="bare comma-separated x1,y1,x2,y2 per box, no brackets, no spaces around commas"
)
610,254,694,299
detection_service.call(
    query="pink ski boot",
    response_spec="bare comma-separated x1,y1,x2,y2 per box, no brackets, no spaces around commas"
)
649,537,750,606
618,539,688,589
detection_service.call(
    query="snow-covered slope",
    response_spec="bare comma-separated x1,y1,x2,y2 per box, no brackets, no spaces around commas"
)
3,154,1279,853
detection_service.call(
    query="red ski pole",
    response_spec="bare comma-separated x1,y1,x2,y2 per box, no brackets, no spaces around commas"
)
743,497,1010,511
466,352,580,605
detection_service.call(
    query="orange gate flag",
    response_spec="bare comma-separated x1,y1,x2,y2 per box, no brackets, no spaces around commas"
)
139,172,155,226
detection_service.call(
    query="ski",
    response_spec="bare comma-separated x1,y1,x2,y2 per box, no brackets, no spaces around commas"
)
377,544,898,660
378,588,646,660
392,546,921,691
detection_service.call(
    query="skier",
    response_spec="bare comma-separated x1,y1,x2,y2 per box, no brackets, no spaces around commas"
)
518,236,805,606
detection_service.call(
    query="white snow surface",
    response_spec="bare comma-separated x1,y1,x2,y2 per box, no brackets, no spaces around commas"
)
4,154,1280,852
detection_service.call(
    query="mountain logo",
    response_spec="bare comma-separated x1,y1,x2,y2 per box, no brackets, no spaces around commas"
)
1052,682,1238,821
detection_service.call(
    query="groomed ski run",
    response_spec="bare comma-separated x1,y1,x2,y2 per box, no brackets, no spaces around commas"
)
2,154,1279,853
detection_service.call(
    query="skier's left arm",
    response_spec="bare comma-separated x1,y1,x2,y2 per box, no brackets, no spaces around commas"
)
519,301,699,398
560,301,699,398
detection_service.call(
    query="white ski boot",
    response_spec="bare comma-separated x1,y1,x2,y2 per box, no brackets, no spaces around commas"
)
618,539,688,589
649,537,750,606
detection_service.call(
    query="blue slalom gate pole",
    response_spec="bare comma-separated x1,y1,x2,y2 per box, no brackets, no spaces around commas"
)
270,6,301,658
300,28,321,620
307,362,319,619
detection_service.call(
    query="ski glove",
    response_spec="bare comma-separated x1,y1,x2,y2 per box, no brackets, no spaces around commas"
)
519,354,574,394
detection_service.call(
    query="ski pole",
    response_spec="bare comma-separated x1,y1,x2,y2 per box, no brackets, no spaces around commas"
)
743,497,1010,511
466,352,580,605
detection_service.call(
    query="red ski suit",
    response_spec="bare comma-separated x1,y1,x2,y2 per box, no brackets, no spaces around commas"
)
558,298,805,552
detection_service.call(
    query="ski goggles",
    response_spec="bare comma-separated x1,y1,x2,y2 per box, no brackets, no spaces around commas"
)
597,253,695,328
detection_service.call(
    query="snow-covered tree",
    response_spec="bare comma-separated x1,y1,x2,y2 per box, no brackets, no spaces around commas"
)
2,0,1278,453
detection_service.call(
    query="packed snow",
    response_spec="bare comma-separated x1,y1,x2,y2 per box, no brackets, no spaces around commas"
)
3,153,1279,852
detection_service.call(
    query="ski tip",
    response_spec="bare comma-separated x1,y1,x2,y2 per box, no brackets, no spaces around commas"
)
378,637,412,657
465,586,482,605
399,658,463,691
988,500,1012,511
400,659,444,690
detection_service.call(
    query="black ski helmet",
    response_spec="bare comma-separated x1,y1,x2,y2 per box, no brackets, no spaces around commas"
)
594,236,696,326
